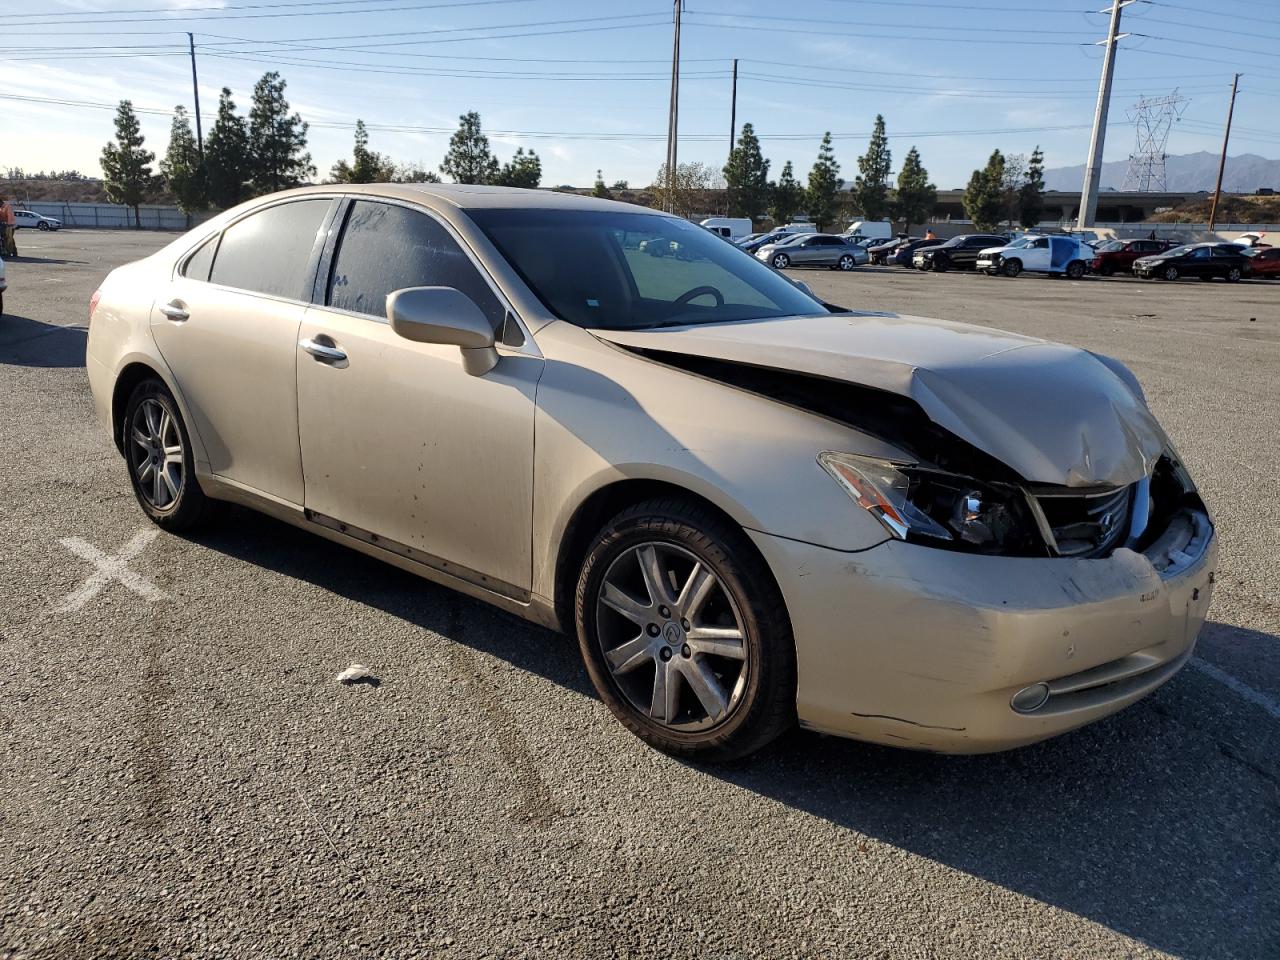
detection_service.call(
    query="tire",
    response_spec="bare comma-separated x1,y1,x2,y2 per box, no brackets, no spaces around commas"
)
1162,265,1179,281
575,498,796,761
983,269,996,277
1227,267,1242,282
932,256,949,273
37,221,49,231
122,379,212,532
1065,260,1086,280
1099,262,1115,277
771,253,790,269
838,254,856,271
1002,258,1022,278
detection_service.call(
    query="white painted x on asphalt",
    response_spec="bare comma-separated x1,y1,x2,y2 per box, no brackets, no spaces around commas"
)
54,530,163,612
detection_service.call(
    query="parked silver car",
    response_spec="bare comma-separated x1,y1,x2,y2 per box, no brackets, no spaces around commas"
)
86,184,1216,760
755,233,868,271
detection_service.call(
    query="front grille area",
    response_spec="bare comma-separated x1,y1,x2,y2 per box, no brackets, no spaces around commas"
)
1035,485,1133,558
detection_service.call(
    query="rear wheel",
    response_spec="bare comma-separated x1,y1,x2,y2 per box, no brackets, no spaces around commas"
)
1065,260,1086,280
575,498,796,761
123,379,211,532
1002,258,1023,278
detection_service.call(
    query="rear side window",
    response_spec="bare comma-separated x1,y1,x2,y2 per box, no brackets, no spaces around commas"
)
326,200,504,330
181,235,218,281
209,199,330,299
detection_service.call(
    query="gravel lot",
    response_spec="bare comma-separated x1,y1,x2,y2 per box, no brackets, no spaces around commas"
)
2,230,1277,960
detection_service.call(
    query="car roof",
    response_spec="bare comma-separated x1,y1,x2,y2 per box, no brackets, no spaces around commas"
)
271,182,646,214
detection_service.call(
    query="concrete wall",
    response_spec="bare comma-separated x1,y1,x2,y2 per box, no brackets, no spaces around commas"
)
23,201,217,231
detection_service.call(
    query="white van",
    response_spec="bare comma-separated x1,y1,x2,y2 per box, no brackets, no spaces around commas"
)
699,217,753,239
841,220,892,241
780,222,818,234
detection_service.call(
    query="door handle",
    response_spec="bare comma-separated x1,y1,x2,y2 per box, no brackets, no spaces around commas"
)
300,336,348,364
158,301,189,322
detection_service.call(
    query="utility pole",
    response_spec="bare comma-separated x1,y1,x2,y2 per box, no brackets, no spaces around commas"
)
729,58,738,157
1077,0,1133,229
188,32,204,158
664,0,683,213
1208,73,1241,232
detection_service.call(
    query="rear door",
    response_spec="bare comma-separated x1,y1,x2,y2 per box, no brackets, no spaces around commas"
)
295,198,541,598
150,197,336,504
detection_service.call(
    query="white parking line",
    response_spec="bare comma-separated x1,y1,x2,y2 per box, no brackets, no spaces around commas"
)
1190,656,1280,721
54,530,163,612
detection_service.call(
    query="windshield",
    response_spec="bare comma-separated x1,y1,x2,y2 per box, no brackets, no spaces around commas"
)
1095,239,1125,252
1163,245,1194,257
1003,236,1036,250
467,208,825,330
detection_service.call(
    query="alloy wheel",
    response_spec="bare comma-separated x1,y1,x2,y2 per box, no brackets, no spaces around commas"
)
129,398,184,509
772,254,789,269
1163,266,1179,281
595,542,749,732
839,255,855,271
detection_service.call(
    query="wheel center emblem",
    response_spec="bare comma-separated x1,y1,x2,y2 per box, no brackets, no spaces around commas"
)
662,622,682,646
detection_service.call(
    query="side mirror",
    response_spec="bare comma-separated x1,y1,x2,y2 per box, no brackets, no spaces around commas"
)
387,286,498,377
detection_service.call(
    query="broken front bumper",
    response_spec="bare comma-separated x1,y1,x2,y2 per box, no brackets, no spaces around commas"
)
750,508,1216,753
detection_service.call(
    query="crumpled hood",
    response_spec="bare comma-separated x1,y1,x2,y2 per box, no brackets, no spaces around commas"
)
593,312,1168,487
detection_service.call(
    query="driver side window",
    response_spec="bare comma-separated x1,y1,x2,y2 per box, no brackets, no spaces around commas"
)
327,200,505,330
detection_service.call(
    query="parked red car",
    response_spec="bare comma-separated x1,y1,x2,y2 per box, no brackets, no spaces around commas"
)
1090,238,1177,276
1245,246,1280,277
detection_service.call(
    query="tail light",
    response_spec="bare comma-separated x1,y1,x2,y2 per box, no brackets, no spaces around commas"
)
89,288,101,324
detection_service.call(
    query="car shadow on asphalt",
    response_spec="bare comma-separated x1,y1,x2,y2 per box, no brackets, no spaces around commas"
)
0,313,87,368
2,254,88,266
184,505,596,700
715,635,1279,960
188,504,1277,959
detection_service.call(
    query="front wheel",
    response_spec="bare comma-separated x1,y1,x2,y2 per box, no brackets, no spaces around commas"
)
1002,258,1022,278
123,379,212,532
932,256,949,273
771,253,790,269
575,498,796,761
37,221,50,231
837,254,856,271
1099,262,1116,277
1162,265,1179,281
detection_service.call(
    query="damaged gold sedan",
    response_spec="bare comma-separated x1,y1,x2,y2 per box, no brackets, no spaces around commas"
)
86,185,1216,760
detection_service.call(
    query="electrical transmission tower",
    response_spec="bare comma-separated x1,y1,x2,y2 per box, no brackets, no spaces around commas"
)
1122,89,1188,192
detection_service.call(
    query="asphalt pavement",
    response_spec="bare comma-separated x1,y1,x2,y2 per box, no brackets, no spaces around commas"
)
1,231,1277,959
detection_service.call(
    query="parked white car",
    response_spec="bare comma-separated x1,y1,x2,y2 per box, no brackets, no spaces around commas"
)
14,210,62,231
977,235,1090,279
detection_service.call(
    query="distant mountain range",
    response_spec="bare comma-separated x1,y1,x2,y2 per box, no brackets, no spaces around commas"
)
1042,152,1280,193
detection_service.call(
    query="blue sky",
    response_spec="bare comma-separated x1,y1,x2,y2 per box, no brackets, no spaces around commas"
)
2,0,1278,189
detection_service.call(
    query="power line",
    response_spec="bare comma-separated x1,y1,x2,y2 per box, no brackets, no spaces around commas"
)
0,92,1120,143
0,0,543,26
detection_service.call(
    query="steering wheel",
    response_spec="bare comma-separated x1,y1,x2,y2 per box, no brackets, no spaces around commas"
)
673,285,725,307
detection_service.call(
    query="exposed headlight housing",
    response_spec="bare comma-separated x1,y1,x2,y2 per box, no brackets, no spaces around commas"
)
817,452,1042,554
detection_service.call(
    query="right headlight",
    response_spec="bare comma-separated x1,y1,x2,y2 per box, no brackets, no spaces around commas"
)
817,452,1041,554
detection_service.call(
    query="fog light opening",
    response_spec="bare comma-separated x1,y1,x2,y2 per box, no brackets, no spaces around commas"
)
1011,682,1051,714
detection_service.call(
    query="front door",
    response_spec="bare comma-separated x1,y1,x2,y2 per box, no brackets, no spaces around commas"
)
150,197,334,504
296,199,541,598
